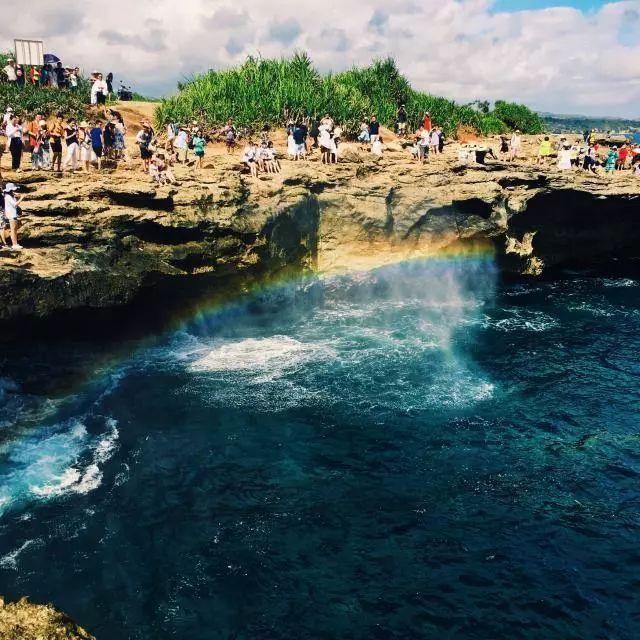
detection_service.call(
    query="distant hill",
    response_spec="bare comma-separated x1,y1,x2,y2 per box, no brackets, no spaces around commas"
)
540,112,640,134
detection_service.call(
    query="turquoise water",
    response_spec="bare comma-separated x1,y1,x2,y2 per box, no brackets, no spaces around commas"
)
0,259,639,639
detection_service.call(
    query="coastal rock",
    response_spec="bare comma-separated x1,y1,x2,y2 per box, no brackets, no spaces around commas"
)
1,149,639,325
0,597,95,640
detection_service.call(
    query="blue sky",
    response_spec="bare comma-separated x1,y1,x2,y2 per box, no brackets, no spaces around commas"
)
492,0,609,11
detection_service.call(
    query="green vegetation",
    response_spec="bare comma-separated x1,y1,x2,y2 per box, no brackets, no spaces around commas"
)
493,100,545,135
541,112,640,135
156,53,544,138
0,52,89,118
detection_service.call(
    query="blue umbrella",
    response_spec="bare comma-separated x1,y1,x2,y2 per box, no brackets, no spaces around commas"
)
43,53,60,65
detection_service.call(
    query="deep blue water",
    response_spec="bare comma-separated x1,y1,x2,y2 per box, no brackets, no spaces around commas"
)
1,259,639,639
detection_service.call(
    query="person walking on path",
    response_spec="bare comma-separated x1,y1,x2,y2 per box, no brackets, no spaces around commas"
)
2,183,24,250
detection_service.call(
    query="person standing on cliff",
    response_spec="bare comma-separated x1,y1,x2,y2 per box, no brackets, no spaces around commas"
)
369,116,380,144
50,113,64,172
26,113,44,169
509,130,521,162
396,104,408,137
6,114,23,172
63,119,80,172
2,183,24,250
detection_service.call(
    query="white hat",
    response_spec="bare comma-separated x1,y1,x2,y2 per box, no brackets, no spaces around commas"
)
5,107,13,113
3,183,18,193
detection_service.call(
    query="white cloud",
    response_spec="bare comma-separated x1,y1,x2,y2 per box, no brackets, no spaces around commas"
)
1,0,639,116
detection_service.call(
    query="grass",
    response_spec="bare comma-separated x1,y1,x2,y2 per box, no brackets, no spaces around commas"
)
156,53,544,137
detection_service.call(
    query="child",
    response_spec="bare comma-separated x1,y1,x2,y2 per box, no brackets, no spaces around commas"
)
371,136,384,157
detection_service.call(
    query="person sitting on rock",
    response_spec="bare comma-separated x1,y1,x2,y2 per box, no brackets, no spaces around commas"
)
371,136,384,157
358,121,370,150
242,141,259,177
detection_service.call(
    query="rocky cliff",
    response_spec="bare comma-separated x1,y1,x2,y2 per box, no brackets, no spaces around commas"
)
2,149,639,326
0,597,95,640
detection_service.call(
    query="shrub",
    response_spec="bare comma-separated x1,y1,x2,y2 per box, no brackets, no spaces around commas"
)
156,54,544,138
493,100,544,135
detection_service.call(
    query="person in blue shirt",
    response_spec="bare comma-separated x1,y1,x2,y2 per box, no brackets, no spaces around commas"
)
90,120,104,170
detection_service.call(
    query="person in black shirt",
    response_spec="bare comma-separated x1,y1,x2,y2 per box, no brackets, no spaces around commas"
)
309,118,320,148
106,73,114,96
55,62,67,88
396,105,408,137
369,116,380,143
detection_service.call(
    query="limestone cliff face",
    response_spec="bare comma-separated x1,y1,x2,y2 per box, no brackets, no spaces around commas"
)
0,597,95,640
2,153,639,324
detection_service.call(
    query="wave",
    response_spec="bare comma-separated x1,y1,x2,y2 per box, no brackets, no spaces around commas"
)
188,335,337,376
0,417,119,517
0,539,42,571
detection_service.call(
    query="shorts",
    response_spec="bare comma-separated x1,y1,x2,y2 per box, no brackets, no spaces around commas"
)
93,145,103,158
195,150,204,157
370,134,379,143
97,93,106,105
296,143,306,154
397,122,407,132
140,147,152,160
51,139,62,153
358,131,370,142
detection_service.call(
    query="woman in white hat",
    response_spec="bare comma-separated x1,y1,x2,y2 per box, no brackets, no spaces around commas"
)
2,183,24,250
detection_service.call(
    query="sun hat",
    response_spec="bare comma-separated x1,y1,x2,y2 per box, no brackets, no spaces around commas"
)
80,121,89,128
5,107,13,113
3,183,18,193
39,120,46,126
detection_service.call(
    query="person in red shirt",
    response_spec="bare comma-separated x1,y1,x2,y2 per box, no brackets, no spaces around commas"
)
617,144,629,170
423,112,432,131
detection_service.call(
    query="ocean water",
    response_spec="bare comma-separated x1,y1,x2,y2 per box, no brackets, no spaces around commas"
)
0,258,639,639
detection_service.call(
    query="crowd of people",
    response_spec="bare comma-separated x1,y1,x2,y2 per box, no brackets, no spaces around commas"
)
534,134,640,174
2,56,81,90
0,106,130,175
2,98,640,252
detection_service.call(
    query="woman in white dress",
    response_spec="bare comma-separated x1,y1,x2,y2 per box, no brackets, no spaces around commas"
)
557,142,572,170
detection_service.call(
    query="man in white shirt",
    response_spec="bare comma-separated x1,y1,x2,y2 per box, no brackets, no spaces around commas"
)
2,59,17,82
174,127,189,164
